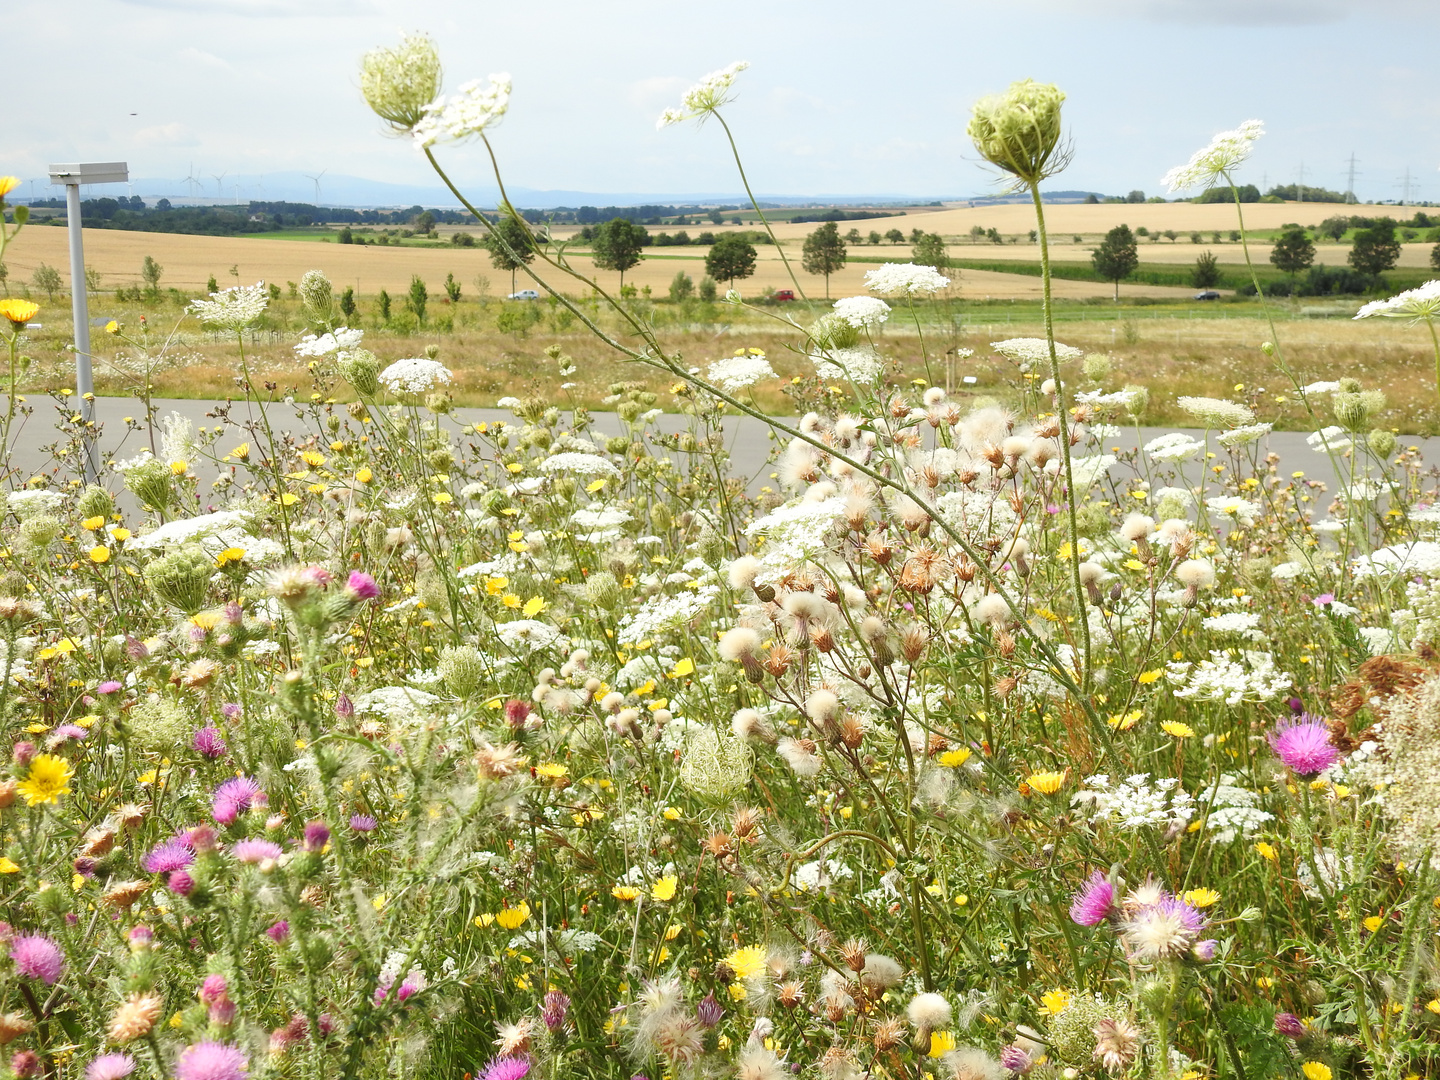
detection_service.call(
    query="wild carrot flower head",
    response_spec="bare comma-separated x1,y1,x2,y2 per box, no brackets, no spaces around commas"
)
1069,870,1117,926
1354,280,1440,324
9,934,64,984
967,79,1069,187
187,284,268,332
413,75,511,149
657,61,750,128
1269,715,1340,777
360,33,443,133
173,1040,248,1080
1161,119,1264,193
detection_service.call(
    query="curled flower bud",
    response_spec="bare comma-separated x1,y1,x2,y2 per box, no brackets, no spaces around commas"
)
968,79,1069,187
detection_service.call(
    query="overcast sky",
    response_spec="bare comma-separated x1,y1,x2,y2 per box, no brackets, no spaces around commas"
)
8,0,1438,204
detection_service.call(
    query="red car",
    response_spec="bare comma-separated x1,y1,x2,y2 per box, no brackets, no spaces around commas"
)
773,290,796,301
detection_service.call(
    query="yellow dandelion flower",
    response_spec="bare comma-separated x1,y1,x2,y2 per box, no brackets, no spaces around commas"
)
611,885,640,902
725,945,768,980
485,576,508,595
17,754,75,806
534,762,568,779
88,546,110,564
522,596,547,617
1181,888,1220,908
81,516,105,531
495,901,531,930
1108,709,1143,730
928,1031,956,1058
0,857,20,873
110,527,131,542
585,479,606,493
668,657,694,678
1255,841,1278,861
1161,721,1195,739
1039,989,1070,1016
0,299,40,326
1137,669,1164,684
650,875,678,902
301,450,326,468
938,747,972,768
501,594,522,609
1301,1064,1332,1080
0,177,18,198
1026,771,1066,795
105,320,119,334
1362,915,1383,933
1426,999,1440,1015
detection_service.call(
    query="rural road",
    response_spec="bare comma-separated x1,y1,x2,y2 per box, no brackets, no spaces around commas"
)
7,396,1438,508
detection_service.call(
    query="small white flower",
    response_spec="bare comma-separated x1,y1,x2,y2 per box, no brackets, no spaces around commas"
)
864,262,950,297
810,345,885,384
294,327,364,358
1144,431,1206,463
378,358,453,396
412,74,511,149
706,352,776,393
656,61,750,127
1177,396,1253,429
1217,423,1272,448
1161,119,1264,193
189,282,269,331
1354,280,1440,323
539,453,622,479
1300,380,1340,396
990,337,1082,371
1307,426,1352,453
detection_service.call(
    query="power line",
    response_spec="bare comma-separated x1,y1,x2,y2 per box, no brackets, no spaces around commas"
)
1344,153,1359,204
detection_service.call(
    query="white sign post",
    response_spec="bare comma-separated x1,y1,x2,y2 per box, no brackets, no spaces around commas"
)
47,162,128,482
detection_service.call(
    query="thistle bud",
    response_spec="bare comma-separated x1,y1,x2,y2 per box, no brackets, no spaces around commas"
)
967,79,1069,187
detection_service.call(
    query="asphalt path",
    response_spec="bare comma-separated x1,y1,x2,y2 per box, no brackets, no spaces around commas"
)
5,396,1439,507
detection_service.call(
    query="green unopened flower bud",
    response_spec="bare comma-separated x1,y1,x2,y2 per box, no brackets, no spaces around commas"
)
424,391,452,415
1368,429,1397,458
127,696,191,753
479,489,511,518
517,398,548,424
438,644,488,698
1333,390,1382,433
584,570,621,611
299,270,334,325
1122,384,1149,418
144,546,213,613
650,502,672,532
1236,906,1263,923
17,514,61,553
606,436,630,455
338,349,380,397
1336,377,1361,394
810,312,860,351
76,484,114,521
617,401,643,424
423,343,441,360
1260,341,1275,356
426,449,455,472
552,476,576,501
967,79,1068,187
123,459,174,512
359,33,443,133
1082,352,1111,382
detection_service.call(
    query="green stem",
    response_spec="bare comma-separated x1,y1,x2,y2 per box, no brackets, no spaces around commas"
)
714,113,806,301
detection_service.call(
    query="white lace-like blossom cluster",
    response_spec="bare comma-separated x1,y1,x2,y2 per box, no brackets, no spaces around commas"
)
706,352,776,393
1144,432,1206,463
1354,280,1440,322
1177,396,1253,429
188,282,269,331
1201,611,1264,640
1167,650,1291,705
1353,540,1440,580
616,585,720,646
744,498,847,575
1073,773,1197,831
495,619,563,653
1307,426,1352,452
539,452,622,479
1161,119,1264,192
1205,496,1261,528
413,75,511,149
863,262,950,296
1217,423,1272,448
811,345,885,384
832,296,891,328
294,327,364,358
378,358,453,396
1199,775,1273,845
656,61,749,127
990,337,1082,372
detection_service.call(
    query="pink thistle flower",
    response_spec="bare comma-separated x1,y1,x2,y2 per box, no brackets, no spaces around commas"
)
193,727,228,759
11,1051,39,1078
10,933,64,984
346,571,380,601
999,1044,1034,1073
232,839,282,865
142,837,195,875
335,693,354,719
480,1057,531,1080
174,1041,248,1080
96,680,124,695
1069,870,1117,926
349,814,377,832
199,975,229,1006
542,990,570,1032
302,821,330,852
265,921,290,942
1269,715,1340,777
167,870,196,897
1274,1012,1306,1039
85,1052,137,1080
212,776,263,825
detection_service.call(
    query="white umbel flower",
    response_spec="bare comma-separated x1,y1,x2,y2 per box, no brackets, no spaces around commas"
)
413,74,511,149
811,345,885,384
1177,396,1253,429
832,296,891,329
1161,119,1264,193
990,337,1082,371
188,282,269,331
657,61,750,127
707,352,776,393
378,357,453,396
1354,280,1440,323
864,262,950,296
294,327,364,358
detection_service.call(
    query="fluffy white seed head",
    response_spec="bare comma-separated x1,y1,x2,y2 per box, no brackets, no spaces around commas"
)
777,737,822,778
906,991,953,1030
727,556,762,590
1078,561,1107,586
860,954,905,987
1120,513,1155,542
782,591,830,622
972,593,1015,629
1001,435,1033,460
805,689,840,723
718,626,761,661
923,387,947,407
1175,558,1216,589
732,708,773,740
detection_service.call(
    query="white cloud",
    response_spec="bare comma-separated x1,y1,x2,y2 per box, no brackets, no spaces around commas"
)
627,75,688,110
178,47,231,69
1023,0,1429,24
134,123,201,148
117,0,375,15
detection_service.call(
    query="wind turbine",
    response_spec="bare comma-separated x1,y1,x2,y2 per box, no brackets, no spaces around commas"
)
304,169,326,204
211,171,228,203
183,164,202,200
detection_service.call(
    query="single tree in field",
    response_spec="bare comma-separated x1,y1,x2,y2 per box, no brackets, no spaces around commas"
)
1318,216,1349,241
1091,224,1139,302
85,266,102,293
591,218,648,289
867,231,881,245
444,273,461,303
801,222,847,298
1349,220,1401,277
1431,243,1440,272
141,256,163,296
884,228,905,244
339,287,357,321
1163,229,1178,243
845,228,862,245
704,234,757,289
377,289,392,322
1269,225,1315,283
407,275,428,324
480,214,537,296
1192,251,1221,290
668,270,694,303
911,233,949,272
32,264,62,301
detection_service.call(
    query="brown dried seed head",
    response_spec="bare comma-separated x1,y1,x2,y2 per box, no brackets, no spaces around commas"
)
900,625,929,663
102,880,150,910
81,825,117,857
731,806,763,840
996,631,1017,658
702,832,735,859
108,993,163,1044
763,644,793,678
837,715,865,749
114,803,148,830
0,1013,35,1045
839,938,868,972
872,1017,906,1051
777,981,806,1008
810,626,835,653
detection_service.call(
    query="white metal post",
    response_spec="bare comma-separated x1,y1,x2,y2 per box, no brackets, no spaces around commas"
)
62,181,98,482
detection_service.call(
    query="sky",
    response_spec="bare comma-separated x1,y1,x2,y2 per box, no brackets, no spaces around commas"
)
7,0,1439,206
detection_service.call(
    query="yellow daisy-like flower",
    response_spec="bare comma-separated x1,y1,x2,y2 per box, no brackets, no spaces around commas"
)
1255,841,1278,861
611,885,640,902
1301,1064,1332,1080
1026,771,1066,795
0,176,18,198
0,299,40,326
1039,989,1070,1016
1181,888,1220,908
937,748,972,768
927,1031,956,1058
105,320,119,334
354,467,373,484
17,754,75,806
725,944,767,980
650,875,678,902
82,515,105,531
494,901,531,930
534,762,567,779
88,546,111,564
0,857,20,873
1362,915,1383,933
522,596,547,617
1136,669,1164,684
301,450,326,468
1161,721,1195,738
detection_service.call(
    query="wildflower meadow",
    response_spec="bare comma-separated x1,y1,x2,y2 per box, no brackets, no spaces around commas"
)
2,36,1440,1080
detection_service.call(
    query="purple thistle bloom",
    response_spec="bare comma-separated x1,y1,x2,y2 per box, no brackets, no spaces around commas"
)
97,680,123,695
9,933,64,985
220,702,242,721
168,870,196,897
347,571,380,601
193,727,228,759
173,1041,248,1080
302,821,330,852
142,837,196,875
480,1057,531,1080
1191,938,1219,961
212,776,264,825
542,990,571,1032
349,814,377,833
1154,895,1207,934
11,1051,39,1078
1274,1012,1306,1039
53,724,87,742
128,926,153,951
999,1044,1034,1073
1069,870,1117,926
265,921,290,943
335,693,354,719
696,991,723,1028
199,975,229,1005
1269,715,1340,777
85,1052,137,1080
232,839,282,865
